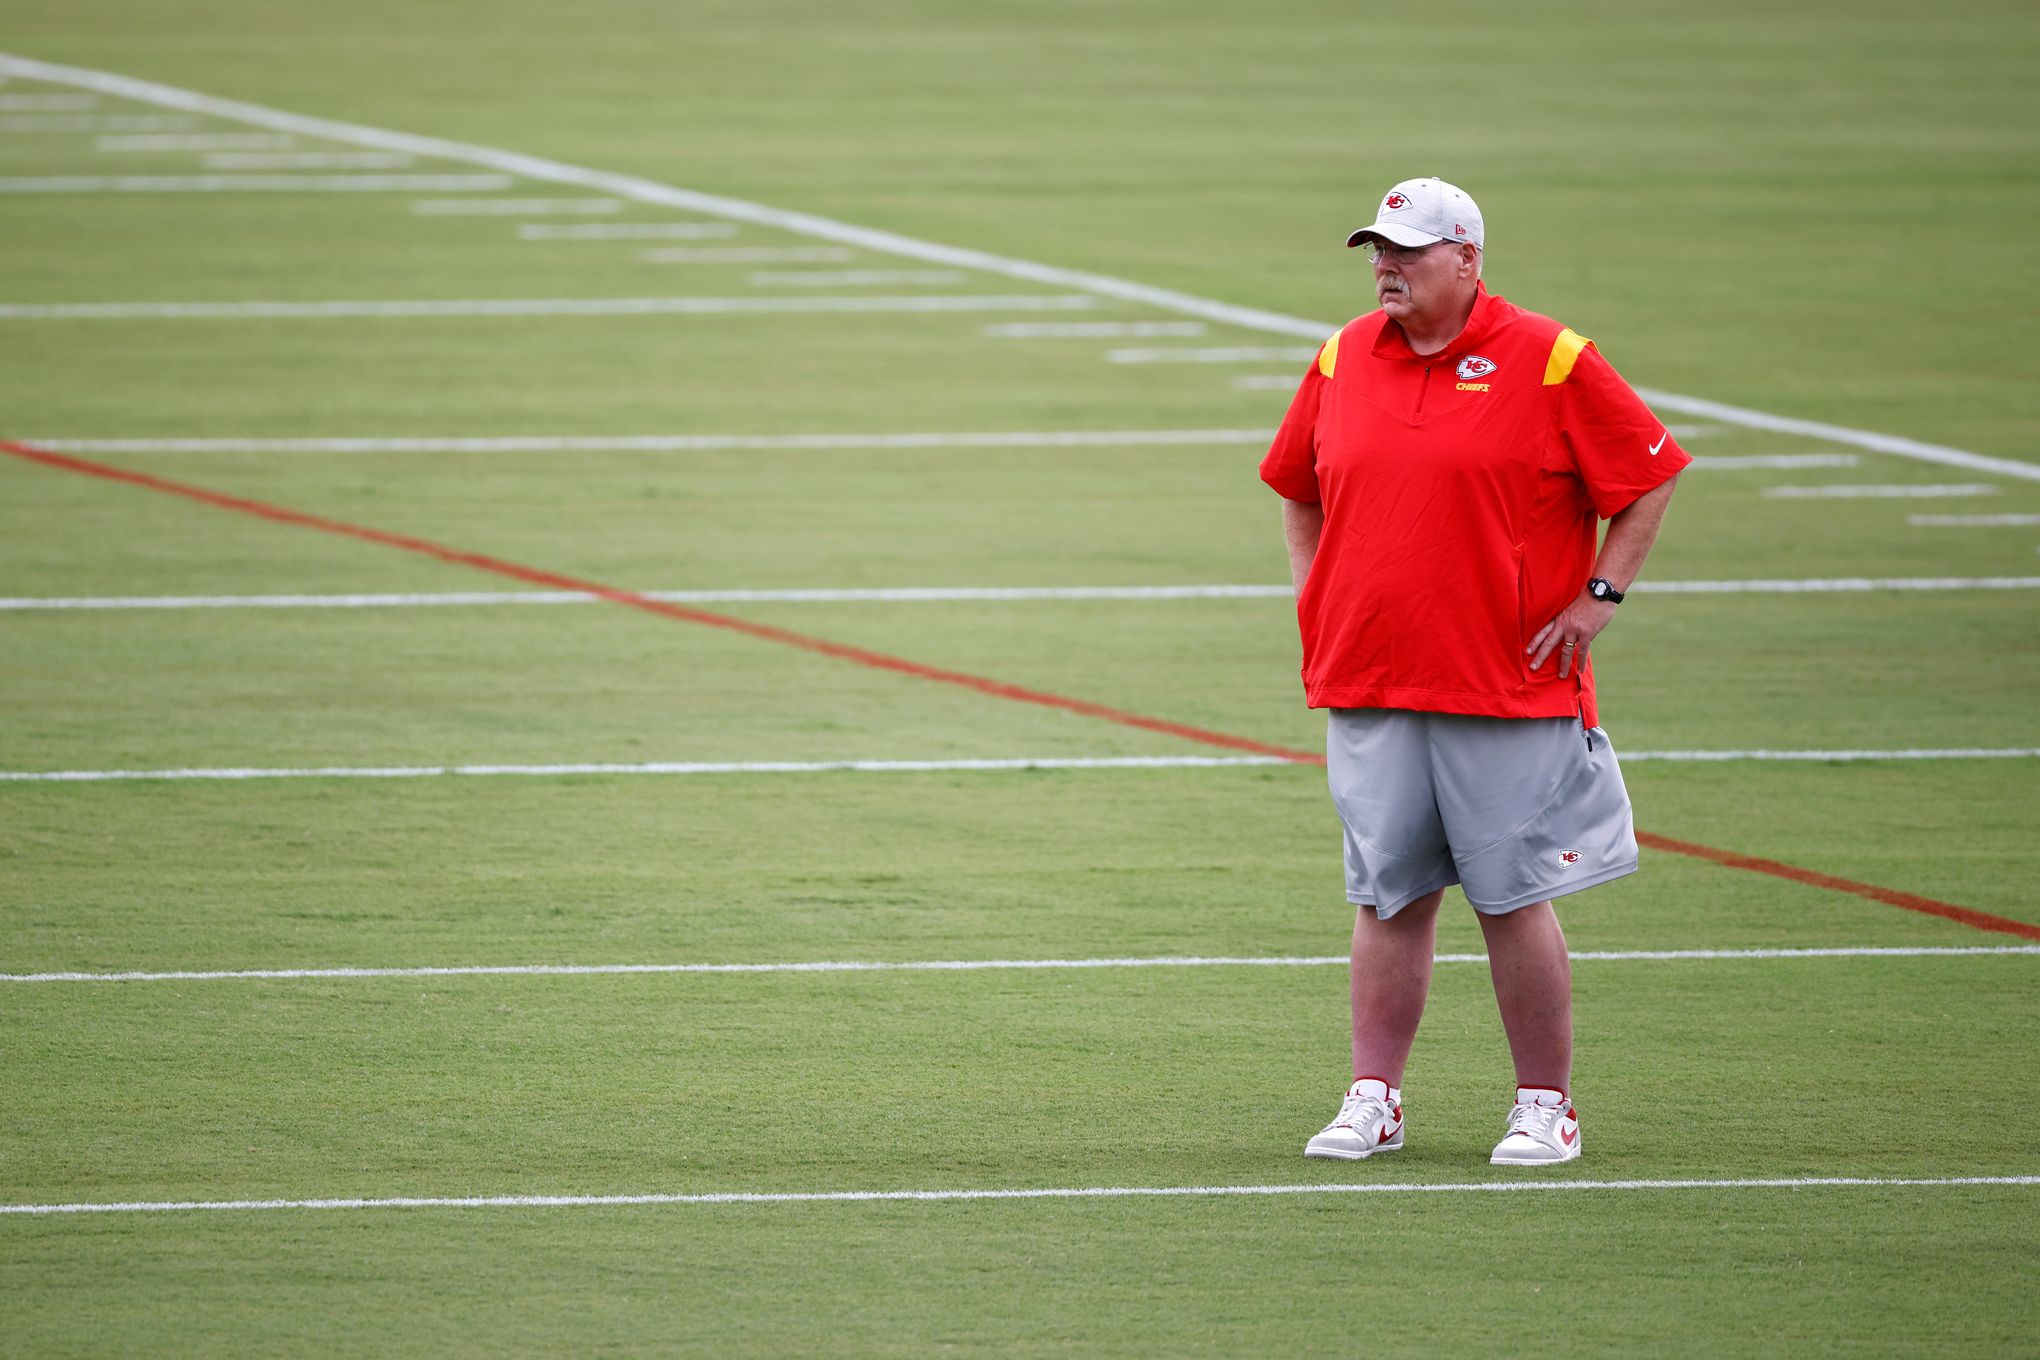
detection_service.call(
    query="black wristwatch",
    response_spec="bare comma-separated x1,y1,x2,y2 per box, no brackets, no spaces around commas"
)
1587,577,1625,604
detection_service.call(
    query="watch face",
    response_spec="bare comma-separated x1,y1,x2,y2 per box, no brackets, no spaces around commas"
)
1590,581,1609,598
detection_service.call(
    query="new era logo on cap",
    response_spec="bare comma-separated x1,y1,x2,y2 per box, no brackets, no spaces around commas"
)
1347,176,1485,251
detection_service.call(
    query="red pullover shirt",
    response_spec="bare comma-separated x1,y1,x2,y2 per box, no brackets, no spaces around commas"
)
1259,284,1689,727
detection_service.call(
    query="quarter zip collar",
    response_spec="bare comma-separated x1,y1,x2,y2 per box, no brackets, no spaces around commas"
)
1371,282,1500,364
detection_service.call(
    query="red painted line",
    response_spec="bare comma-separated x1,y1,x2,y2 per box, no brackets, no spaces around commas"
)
0,440,1320,764
12,439,2026,941
1637,832,2040,942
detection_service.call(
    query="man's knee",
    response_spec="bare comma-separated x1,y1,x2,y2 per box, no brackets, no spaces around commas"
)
1476,902,1567,972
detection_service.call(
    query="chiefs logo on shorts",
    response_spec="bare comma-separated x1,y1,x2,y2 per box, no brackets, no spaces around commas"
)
1557,850,1583,867
1456,355,1497,380
1383,193,1410,210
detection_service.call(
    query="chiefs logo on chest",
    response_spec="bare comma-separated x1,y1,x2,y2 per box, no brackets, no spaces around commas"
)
1454,354,1497,392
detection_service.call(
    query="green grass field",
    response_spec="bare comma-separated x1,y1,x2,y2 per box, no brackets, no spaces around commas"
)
3,1,2038,1353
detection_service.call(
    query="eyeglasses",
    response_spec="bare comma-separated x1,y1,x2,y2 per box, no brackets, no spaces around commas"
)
1359,239,1461,264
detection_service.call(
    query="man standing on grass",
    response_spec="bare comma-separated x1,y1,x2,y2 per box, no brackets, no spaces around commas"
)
1260,177,1686,1166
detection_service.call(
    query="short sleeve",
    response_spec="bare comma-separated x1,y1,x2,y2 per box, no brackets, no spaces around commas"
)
1556,343,1692,519
1257,342,1331,503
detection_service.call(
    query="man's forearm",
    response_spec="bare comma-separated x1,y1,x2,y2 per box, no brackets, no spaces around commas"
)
1282,499,1325,596
1593,475,1678,590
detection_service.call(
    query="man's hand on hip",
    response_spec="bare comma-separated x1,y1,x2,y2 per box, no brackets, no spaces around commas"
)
1527,593,1618,679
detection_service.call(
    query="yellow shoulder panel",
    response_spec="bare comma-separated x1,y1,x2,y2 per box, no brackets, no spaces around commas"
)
1317,332,1340,379
1542,328,1592,386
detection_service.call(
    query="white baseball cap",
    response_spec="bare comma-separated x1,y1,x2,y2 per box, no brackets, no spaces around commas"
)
1346,176,1484,250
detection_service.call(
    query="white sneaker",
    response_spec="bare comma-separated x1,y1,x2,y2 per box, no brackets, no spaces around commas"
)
1304,1078,1403,1160
1489,1089,1580,1166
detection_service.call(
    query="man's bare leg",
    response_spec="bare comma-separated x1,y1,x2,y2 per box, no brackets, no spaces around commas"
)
1476,900,1573,1091
1351,889,1445,1085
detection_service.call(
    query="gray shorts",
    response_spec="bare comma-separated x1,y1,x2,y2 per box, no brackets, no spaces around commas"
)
1326,708,1639,919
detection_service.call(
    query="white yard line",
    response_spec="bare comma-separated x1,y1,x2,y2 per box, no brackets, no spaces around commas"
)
0,294,1097,320
1631,576,2040,593
1910,514,2040,527
641,246,851,263
1764,484,1999,500
0,113,197,133
987,321,1206,338
747,268,965,286
18,423,1708,454
0,91,94,110
9,578,2036,613
0,54,1334,336
7,1175,2034,1217
96,132,293,151
413,196,620,214
1617,747,2040,761
9,946,2037,986
0,584,1296,610
0,173,511,193
27,428,1263,453
1633,388,2040,485
1233,375,1300,390
1686,454,1858,470
3,750,2034,783
1108,345,1321,364
0,757,1295,783
201,150,414,169
2,48,2033,490
520,221,734,239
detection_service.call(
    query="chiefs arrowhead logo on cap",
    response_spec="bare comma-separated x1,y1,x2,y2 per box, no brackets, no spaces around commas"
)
1383,192,1410,210
1557,850,1582,866
1455,355,1497,380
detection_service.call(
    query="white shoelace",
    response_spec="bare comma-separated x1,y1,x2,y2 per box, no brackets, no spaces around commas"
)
1329,1093,1391,1133
1503,1101,1566,1142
